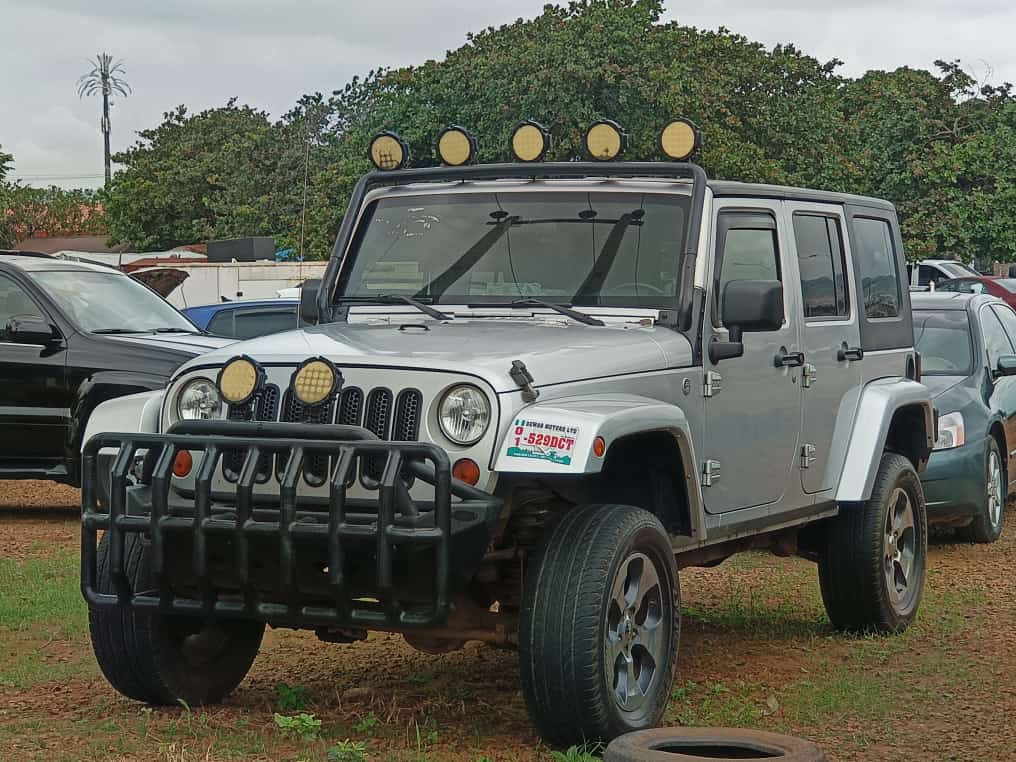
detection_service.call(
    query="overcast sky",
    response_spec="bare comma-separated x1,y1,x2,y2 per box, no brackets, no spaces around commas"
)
3,0,1015,189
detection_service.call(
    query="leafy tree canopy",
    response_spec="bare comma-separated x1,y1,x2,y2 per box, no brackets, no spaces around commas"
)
102,0,1016,264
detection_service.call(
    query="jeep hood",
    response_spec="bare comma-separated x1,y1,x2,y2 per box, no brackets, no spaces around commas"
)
173,319,694,392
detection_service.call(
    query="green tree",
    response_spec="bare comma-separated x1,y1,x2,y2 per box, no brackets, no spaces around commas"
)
0,144,12,182
0,185,104,249
78,53,131,188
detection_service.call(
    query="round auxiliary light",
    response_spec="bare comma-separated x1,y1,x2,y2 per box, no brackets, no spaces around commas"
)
659,118,701,161
217,356,262,406
437,125,477,166
585,119,627,161
291,357,339,406
368,131,410,171
510,120,551,162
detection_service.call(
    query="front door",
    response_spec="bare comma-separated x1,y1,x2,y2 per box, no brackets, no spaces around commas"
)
0,274,68,471
703,203,802,513
789,205,863,493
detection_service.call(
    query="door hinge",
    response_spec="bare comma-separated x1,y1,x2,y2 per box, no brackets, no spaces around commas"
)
704,371,722,398
802,363,817,388
702,459,721,486
801,443,817,469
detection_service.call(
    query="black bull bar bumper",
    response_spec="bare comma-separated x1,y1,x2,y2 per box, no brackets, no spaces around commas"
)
81,420,502,629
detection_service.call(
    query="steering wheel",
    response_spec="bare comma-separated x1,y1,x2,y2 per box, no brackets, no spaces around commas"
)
610,282,667,296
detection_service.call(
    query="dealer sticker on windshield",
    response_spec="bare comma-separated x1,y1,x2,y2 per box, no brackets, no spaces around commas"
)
505,416,580,466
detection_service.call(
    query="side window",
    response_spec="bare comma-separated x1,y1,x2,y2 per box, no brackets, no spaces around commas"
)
793,213,849,319
0,275,45,340
714,212,781,325
852,217,901,319
935,280,960,292
917,265,940,287
979,307,1014,368
991,305,1016,354
233,309,297,339
206,310,236,338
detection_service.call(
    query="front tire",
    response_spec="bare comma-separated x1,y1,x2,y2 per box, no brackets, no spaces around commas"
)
964,438,1006,543
89,532,264,705
818,452,927,633
519,504,679,747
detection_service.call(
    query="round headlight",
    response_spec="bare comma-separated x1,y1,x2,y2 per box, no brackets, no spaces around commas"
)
176,378,222,421
438,384,491,445
292,358,338,406
217,356,261,405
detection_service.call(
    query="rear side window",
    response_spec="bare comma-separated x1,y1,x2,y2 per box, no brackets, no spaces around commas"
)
793,214,849,319
852,218,901,318
0,275,44,332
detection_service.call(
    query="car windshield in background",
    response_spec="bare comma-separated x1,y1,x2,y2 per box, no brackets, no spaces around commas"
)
913,309,974,376
34,270,196,333
941,262,980,278
336,191,690,307
994,279,1016,293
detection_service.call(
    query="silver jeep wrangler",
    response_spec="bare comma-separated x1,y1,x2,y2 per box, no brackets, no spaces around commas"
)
82,120,935,746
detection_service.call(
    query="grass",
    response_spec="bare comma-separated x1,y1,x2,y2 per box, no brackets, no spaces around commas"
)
0,553,85,636
0,540,1001,761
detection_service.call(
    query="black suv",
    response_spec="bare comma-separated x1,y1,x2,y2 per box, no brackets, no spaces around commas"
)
0,252,232,485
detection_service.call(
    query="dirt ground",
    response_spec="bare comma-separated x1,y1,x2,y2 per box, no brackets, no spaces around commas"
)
1,480,1014,761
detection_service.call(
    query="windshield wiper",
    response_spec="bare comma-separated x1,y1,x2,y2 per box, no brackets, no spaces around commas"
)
91,328,146,334
471,298,604,326
338,294,452,321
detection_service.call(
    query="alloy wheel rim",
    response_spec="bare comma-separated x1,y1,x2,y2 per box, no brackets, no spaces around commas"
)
883,487,917,611
604,551,666,715
987,450,1003,529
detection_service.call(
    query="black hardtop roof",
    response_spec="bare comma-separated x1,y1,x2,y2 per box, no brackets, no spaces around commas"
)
706,180,895,211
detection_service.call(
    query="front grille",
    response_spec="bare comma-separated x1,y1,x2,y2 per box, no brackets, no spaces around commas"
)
221,375,425,488
224,384,279,482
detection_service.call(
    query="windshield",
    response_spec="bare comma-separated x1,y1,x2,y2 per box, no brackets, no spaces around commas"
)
913,309,973,376
940,262,979,278
995,279,1016,294
336,191,690,307
34,270,197,333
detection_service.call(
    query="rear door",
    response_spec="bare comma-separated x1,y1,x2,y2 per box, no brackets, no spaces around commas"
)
985,303,1016,471
787,204,863,493
0,272,69,470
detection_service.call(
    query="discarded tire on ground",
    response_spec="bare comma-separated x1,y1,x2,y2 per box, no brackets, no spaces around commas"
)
603,727,827,762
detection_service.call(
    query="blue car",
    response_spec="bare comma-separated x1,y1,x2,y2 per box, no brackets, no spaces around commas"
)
182,299,299,339
912,291,1016,542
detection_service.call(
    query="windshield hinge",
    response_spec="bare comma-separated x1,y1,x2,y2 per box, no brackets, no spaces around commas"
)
510,360,540,403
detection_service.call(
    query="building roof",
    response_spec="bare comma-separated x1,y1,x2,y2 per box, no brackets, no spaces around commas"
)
14,235,126,255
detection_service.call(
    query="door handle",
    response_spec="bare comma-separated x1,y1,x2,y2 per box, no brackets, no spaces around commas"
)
774,347,805,368
838,343,864,362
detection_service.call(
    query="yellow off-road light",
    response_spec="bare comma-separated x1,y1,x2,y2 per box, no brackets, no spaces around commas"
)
510,120,551,162
659,118,701,161
291,357,339,406
437,126,477,166
585,119,627,161
368,131,410,171
217,356,262,405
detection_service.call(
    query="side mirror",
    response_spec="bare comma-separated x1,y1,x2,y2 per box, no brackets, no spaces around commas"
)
997,356,1016,377
299,279,321,325
709,280,784,364
7,316,59,345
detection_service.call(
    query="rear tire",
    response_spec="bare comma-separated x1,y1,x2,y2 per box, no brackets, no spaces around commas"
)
89,532,264,705
818,452,927,633
964,438,1005,543
519,504,680,747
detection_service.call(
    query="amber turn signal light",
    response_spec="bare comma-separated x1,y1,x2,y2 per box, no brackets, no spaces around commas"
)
173,450,193,478
593,436,606,458
452,458,481,485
